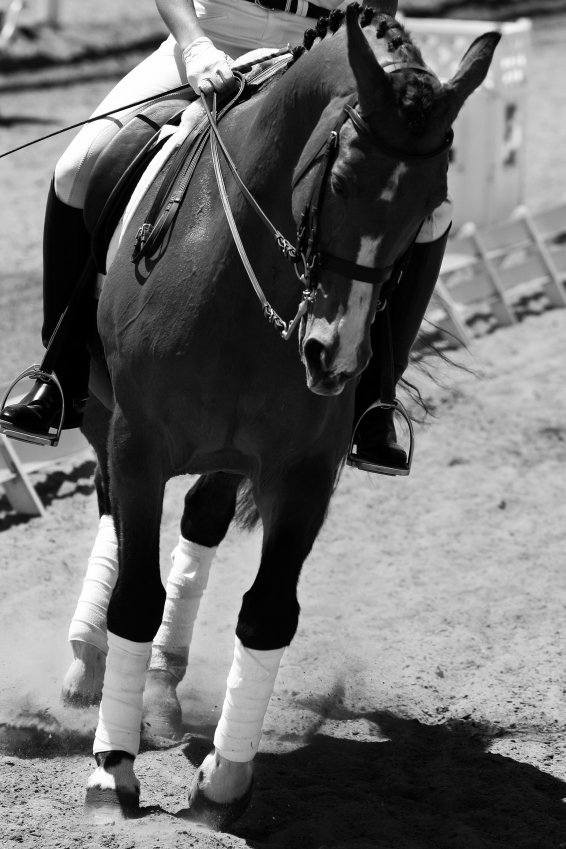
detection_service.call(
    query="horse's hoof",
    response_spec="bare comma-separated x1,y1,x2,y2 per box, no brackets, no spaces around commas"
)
142,669,183,742
187,751,254,830
61,640,106,707
84,751,140,822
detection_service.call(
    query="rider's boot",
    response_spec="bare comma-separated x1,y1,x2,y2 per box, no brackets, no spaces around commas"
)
351,224,451,474
0,179,94,437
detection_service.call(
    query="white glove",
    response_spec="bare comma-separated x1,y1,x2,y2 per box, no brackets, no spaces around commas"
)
182,36,235,97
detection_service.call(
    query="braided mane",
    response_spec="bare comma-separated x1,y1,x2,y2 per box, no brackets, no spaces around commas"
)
290,4,437,137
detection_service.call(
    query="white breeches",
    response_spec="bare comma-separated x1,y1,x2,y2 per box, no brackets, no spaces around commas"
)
54,0,319,209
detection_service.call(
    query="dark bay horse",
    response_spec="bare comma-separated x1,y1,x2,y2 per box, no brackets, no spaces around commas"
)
66,4,499,826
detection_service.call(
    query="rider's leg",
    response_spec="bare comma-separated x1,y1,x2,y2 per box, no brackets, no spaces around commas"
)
0,180,95,434
0,40,191,436
352,211,452,472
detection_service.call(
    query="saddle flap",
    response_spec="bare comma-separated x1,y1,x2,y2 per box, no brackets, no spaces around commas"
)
83,98,189,270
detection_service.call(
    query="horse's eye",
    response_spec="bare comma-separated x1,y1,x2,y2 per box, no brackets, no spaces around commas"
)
331,175,346,197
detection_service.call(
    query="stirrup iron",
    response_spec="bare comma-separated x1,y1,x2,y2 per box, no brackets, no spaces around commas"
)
0,365,65,447
347,399,414,477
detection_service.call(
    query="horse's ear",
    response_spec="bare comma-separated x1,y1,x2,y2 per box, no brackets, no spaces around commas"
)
439,32,501,126
346,4,393,117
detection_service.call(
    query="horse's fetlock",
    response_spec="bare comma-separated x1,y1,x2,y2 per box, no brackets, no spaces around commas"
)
187,751,254,829
141,669,183,743
61,641,106,707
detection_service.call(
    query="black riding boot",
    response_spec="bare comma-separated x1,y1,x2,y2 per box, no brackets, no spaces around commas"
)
0,179,94,437
351,225,451,474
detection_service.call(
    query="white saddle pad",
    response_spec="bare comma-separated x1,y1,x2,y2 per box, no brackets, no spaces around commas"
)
95,47,288,296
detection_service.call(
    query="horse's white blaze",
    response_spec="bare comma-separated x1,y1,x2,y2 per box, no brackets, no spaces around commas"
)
333,236,382,375
379,163,408,202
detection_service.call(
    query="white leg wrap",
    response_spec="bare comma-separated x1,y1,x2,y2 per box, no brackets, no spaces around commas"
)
68,515,118,653
149,537,217,681
93,631,152,757
214,637,285,763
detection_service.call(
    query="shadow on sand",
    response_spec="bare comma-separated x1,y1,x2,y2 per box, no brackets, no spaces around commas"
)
2,697,565,846
178,709,566,849
0,459,95,532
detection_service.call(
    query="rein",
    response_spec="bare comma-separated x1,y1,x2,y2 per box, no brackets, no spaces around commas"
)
197,66,453,340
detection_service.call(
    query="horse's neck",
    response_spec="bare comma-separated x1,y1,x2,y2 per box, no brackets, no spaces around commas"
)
246,48,352,197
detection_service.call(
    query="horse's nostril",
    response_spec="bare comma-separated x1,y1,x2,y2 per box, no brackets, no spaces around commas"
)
303,338,327,372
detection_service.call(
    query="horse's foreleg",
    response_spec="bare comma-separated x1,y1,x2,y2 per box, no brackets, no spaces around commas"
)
62,465,115,706
188,458,335,829
84,417,166,820
143,472,242,741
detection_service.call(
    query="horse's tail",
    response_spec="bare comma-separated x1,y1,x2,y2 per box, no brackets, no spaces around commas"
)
234,478,261,532
234,452,348,533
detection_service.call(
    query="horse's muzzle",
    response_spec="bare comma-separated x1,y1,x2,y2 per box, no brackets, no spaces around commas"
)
303,338,355,396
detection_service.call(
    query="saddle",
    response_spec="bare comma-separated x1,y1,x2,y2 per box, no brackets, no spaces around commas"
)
83,98,190,274
83,52,293,276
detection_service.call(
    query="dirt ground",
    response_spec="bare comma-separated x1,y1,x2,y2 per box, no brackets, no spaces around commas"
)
1,12,566,849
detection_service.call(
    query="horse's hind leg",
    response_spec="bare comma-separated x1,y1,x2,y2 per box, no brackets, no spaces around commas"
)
188,457,335,829
61,467,116,705
85,414,166,819
143,472,242,742
62,398,114,706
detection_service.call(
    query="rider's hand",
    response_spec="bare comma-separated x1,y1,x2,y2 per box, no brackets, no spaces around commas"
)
182,36,236,99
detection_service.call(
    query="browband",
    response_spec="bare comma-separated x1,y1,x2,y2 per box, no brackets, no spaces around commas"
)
344,103,454,163
381,60,437,77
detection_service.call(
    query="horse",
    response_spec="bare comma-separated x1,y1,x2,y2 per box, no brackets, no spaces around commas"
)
60,3,499,826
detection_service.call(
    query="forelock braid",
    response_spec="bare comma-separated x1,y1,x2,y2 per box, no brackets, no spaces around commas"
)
360,6,375,26
395,72,436,137
315,16,328,39
299,2,376,55
328,8,345,33
303,27,317,50
375,16,388,39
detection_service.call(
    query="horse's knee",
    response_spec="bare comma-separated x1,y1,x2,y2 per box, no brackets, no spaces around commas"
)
94,465,111,518
180,472,241,547
236,589,299,650
107,577,165,641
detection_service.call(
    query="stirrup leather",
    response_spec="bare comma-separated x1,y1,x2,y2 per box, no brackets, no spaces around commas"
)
347,399,414,477
0,365,65,447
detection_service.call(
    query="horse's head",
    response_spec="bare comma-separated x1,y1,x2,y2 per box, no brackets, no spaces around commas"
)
293,6,500,395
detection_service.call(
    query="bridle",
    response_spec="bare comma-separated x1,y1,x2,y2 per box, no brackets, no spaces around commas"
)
201,63,453,341
201,61,453,476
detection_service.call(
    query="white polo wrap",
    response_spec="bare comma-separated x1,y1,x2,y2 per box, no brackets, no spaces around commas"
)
93,631,152,757
214,637,286,762
149,537,217,680
68,514,118,653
